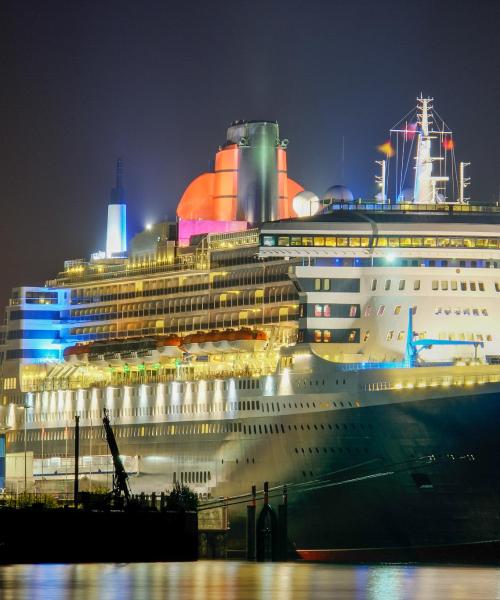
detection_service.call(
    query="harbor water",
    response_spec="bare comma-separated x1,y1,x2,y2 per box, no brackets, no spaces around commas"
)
0,561,499,599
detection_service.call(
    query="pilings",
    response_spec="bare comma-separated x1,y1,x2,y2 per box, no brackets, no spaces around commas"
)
247,481,288,562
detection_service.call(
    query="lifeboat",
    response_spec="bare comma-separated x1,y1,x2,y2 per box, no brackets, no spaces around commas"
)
202,330,224,355
156,335,183,359
63,344,90,363
213,329,238,353
182,332,208,355
230,328,267,353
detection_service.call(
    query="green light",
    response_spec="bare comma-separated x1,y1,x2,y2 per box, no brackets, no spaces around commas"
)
124,364,130,373
138,363,145,371
153,363,161,370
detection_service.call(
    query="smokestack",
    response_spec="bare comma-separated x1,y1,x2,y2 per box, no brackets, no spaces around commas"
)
106,158,127,258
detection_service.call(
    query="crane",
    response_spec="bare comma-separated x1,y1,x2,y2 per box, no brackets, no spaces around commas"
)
102,408,131,505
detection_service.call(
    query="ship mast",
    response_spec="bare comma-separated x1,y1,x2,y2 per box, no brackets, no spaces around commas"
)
413,96,450,204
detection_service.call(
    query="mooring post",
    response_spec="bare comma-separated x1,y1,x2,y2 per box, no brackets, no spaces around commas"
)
74,415,80,508
278,484,288,561
246,484,257,560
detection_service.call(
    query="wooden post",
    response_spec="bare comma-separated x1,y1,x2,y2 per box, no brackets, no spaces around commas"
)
74,415,80,508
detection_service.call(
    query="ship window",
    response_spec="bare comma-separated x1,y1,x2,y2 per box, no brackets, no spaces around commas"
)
451,281,458,291
313,236,325,247
348,330,357,343
400,237,411,247
487,334,493,341
397,330,405,341
302,236,313,247
325,237,336,247
277,236,289,246
337,237,348,247
414,280,421,291
460,281,467,291
364,306,372,317
323,279,331,291
349,237,360,247
314,278,321,291
371,279,377,291
495,283,500,292
441,281,448,291
290,236,302,246
314,304,322,317
384,280,391,291
386,330,394,341
432,281,439,291
376,237,387,247
314,330,322,342
394,305,401,315
470,282,476,291
398,280,405,291
388,238,399,248
478,282,485,292
482,308,488,316
349,305,357,318
377,305,385,316
323,330,331,342
472,308,479,316
323,305,331,317
363,331,370,342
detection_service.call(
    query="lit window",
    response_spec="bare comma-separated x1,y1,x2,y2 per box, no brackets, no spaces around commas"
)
385,280,391,291
262,236,275,247
323,279,330,291
313,237,325,247
336,237,348,247
323,330,331,342
451,281,458,291
470,282,477,292
441,281,448,291
349,237,360,247
377,305,385,316
424,238,437,247
478,282,485,292
371,279,377,291
314,278,321,291
348,330,357,342
388,238,399,248
376,237,388,247
314,304,322,317
361,238,370,247
290,236,302,247
397,330,405,341
394,305,401,315
349,305,358,318
400,237,411,247
364,306,372,317
323,305,331,318
432,281,439,291
314,330,322,342
460,281,467,291
277,236,289,246
363,331,370,342
414,280,421,291
302,237,313,247
386,330,394,341
398,280,405,291
495,283,500,292
324,237,336,247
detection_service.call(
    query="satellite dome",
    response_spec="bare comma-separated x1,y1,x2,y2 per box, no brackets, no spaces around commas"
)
322,185,354,202
397,188,414,203
292,191,320,217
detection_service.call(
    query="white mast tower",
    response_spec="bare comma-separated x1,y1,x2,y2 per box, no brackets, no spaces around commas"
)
413,96,449,204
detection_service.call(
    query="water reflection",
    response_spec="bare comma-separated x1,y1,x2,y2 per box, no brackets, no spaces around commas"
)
0,561,499,600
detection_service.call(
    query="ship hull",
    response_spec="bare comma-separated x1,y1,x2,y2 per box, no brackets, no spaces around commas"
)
218,389,500,560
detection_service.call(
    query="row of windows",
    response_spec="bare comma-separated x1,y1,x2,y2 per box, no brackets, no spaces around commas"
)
302,257,500,269
10,418,371,444
7,330,59,340
304,329,360,343
262,234,500,249
9,310,61,321
6,349,60,360
311,304,359,318
311,278,360,292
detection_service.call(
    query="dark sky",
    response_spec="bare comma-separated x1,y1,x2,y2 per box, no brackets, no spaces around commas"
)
1,0,499,305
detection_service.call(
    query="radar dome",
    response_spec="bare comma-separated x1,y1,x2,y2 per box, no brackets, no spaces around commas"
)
292,191,320,217
322,185,354,202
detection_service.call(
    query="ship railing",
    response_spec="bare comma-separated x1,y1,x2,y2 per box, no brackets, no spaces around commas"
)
361,372,500,392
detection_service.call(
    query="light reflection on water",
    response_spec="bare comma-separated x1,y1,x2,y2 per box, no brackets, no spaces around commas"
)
0,561,499,600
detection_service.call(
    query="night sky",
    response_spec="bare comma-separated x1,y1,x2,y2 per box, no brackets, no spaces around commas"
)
1,0,499,305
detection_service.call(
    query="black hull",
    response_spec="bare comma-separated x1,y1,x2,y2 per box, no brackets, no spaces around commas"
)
222,389,500,559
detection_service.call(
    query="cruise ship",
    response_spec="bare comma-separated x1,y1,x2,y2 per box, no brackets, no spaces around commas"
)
1,98,500,559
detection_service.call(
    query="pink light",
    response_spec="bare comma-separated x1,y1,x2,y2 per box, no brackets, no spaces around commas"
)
178,219,248,246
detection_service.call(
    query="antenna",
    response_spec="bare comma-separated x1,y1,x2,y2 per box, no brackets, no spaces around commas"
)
458,162,471,204
375,160,386,202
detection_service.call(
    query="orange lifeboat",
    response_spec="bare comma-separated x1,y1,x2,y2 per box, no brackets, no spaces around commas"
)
157,335,183,359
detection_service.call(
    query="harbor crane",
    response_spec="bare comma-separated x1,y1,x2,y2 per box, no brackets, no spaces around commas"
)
102,408,131,505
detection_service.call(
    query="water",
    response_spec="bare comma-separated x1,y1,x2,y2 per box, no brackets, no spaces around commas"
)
0,561,499,600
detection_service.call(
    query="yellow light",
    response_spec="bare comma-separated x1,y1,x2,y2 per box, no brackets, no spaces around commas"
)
394,382,403,389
